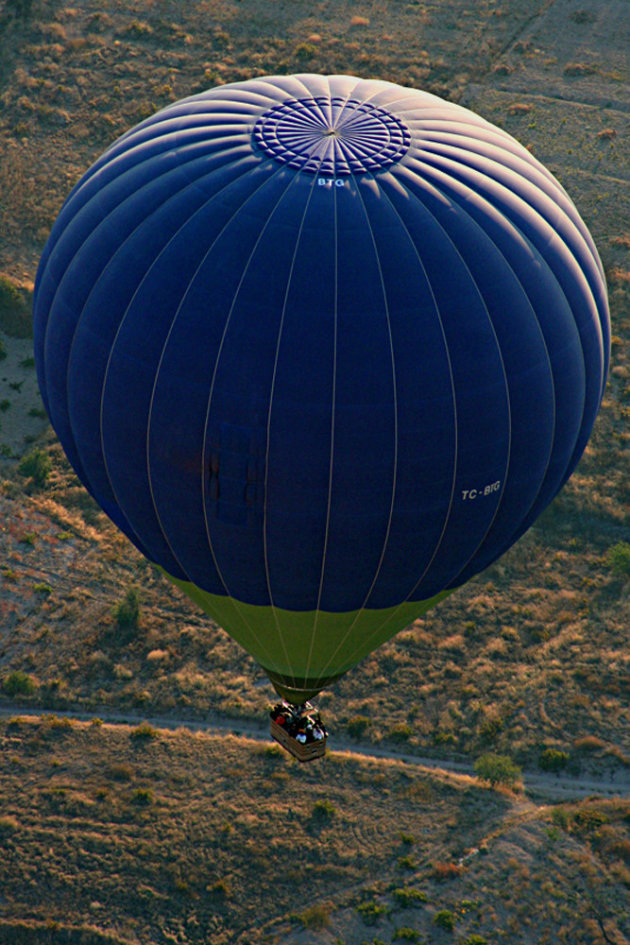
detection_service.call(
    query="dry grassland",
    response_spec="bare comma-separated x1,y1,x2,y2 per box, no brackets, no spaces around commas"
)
0,0,551,278
0,714,628,944
0,0,629,941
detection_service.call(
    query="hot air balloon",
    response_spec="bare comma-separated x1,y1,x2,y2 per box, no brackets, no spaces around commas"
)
33,74,610,715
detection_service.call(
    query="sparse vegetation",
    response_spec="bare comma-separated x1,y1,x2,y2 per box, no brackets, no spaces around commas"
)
605,541,630,576
0,707,628,944
389,722,414,743
3,670,36,696
295,902,332,930
393,927,422,942
113,587,141,629
0,815,19,837
311,798,336,822
540,748,570,771
131,787,154,806
295,42,317,60
433,909,457,931
570,10,597,25
431,862,464,882
17,448,51,487
398,855,417,871
3,0,34,18
564,62,599,76
131,722,158,741
0,2,628,943
356,899,389,925
392,887,428,907
0,275,32,335
474,753,522,789
0,274,21,314
347,714,371,738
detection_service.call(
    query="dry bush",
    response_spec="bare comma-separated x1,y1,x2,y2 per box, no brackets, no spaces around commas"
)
609,267,630,285
564,62,599,76
431,861,464,881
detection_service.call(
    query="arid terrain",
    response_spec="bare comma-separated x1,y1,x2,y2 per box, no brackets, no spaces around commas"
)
0,0,629,943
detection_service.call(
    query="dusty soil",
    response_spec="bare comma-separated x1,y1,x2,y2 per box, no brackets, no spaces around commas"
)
0,713,628,945
0,0,629,942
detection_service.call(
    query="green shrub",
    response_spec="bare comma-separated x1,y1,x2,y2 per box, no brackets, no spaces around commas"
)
433,909,456,931
113,587,141,629
106,763,134,781
125,20,153,39
479,714,503,740
550,806,570,830
474,752,521,788
18,448,51,487
347,715,370,738
605,541,630,576
296,902,331,930
41,715,73,736
3,670,36,696
393,928,421,942
574,807,609,830
262,743,284,759
312,798,336,822
356,900,388,925
398,855,417,870
392,887,427,907
131,788,154,806
0,275,32,336
131,722,158,741
295,42,317,59
0,274,21,312
207,877,232,898
460,937,488,945
0,338,6,361
540,748,569,771
388,722,413,743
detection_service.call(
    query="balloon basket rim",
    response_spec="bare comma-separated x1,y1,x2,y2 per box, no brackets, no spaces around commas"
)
270,718,327,762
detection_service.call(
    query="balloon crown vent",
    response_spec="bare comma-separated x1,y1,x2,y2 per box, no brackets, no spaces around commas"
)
254,96,410,175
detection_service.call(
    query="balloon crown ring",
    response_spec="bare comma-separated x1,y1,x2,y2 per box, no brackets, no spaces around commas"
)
253,96,411,175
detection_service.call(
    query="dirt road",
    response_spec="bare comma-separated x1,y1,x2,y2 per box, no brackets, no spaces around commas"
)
1,702,627,803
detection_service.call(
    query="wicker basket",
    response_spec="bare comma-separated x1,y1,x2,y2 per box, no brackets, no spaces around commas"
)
270,718,326,762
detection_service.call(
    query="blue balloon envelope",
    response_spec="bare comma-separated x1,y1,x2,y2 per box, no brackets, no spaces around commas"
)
33,74,610,701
